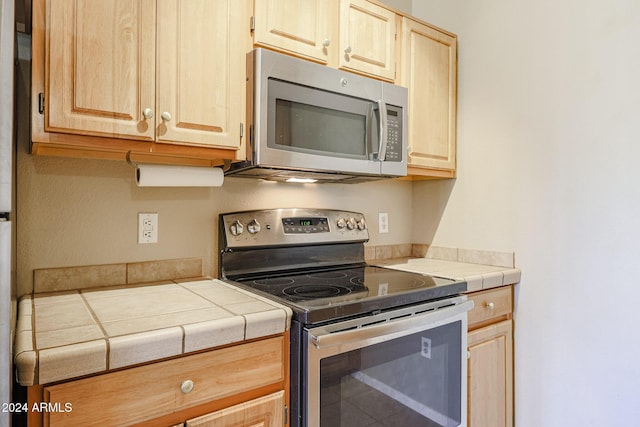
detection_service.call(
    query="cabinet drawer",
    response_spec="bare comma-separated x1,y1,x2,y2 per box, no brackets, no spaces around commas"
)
468,286,512,327
44,336,285,427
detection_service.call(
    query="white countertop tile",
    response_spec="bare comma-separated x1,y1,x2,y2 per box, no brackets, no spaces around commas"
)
383,258,521,291
182,316,246,353
244,309,290,340
14,278,293,386
85,285,213,322
34,299,96,332
109,327,183,369
36,324,104,349
181,280,257,305
38,340,107,385
100,306,233,337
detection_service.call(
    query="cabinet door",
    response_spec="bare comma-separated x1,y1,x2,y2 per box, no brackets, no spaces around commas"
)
401,17,457,171
186,391,285,427
254,0,333,64
46,0,156,140
339,0,396,81
467,320,514,427
156,0,248,149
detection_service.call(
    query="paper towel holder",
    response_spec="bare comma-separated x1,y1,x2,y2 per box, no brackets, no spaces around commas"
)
125,151,232,171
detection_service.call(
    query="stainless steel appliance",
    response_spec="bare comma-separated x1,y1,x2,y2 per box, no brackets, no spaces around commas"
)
226,49,408,183
0,1,15,426
219,209,472,427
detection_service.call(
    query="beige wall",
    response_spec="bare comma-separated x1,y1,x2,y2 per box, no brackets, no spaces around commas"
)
378,0,411,14
16,152,414,296
413,0,640,425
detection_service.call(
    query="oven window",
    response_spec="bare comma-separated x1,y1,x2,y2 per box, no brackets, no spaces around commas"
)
275,99,367,156
319,321,462,427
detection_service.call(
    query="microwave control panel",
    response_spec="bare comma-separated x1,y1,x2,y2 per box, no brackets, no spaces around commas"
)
384,107,403,162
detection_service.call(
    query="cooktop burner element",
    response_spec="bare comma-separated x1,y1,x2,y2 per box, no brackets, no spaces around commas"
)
219,209,467,324
283,285,351,299
239,266,370,303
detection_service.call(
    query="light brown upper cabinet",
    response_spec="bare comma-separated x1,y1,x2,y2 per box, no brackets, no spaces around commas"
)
32,0,251,164
252,0,334,64
338,0,397,81
253,0,397,82
400,17,458,176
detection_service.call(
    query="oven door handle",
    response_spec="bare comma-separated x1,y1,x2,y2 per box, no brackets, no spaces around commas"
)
308,300,474,350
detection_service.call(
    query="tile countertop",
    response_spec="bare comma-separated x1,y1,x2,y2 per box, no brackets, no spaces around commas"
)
14,279,293,386
374,247,521,292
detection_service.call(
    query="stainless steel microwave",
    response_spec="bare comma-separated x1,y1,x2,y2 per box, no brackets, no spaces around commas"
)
225,48,408,183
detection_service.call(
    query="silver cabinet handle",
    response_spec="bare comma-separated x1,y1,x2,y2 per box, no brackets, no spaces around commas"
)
180,379,194,394
377,99,388,161
322,38,330,47
344,45,352,54
160,111,172,122
142,108,154,119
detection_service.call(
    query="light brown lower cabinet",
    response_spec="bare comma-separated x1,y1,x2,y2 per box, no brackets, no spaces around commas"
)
186,391,284,427
467,286,514,427
28,334,290,427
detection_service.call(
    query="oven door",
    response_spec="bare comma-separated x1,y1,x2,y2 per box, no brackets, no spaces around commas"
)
304,299,473,427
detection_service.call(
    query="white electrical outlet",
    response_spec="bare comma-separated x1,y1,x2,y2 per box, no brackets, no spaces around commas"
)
379,212,389,234
138,213,158,244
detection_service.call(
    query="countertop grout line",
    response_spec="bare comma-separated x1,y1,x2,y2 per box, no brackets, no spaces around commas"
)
79,291,111,370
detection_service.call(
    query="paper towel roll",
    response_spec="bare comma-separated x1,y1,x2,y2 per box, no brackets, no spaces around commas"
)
136,164,224,187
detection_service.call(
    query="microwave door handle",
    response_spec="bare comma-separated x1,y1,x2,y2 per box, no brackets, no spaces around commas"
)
377,99,388,161
366,103,374,158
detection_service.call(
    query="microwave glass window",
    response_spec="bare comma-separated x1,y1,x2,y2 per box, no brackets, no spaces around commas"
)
319,321,463,427
275,99,367,156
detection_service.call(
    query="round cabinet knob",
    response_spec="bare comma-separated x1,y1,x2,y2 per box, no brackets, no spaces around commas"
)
336,218,347,229
322,38,331,47
142,108,154,119
229,220,244,236
160,111,172,122
344,45,352,54
247,219,261,234
357,219,367,230
346,218,357,230
467,351,471,360
180,379,194,394
486,302,495,310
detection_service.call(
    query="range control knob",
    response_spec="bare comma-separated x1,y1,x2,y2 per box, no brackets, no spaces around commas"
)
247,219,261,234
229,220,244,236
337,218,347,229
357,219,367,230
346,217,357,230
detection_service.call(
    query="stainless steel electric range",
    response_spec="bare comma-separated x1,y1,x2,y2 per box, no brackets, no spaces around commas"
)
219,209,473,427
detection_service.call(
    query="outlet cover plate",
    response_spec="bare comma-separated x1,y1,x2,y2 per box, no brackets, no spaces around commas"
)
138,213,158,244
379,212,389,234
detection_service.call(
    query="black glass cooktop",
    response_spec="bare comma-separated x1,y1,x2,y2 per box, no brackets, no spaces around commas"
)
230,265,467,325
